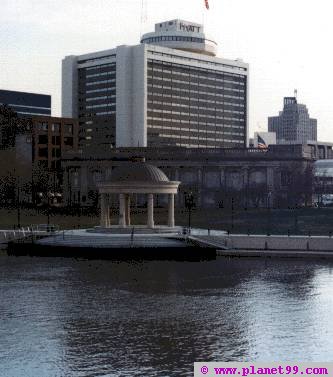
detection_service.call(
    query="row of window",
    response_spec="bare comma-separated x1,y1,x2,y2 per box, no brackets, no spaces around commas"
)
148,106,245,117
148,102,244,114
148,99,245,108
35,122,74,133
148,108,245,116
78,54,116,65
85,62,116,71
147,116,244,128
147,54,247,72
142,36,205,43
148,75,245,88
86,95,116,102
86,71,116,79
86,103,116,109
148,90,244,101
153,133,242,143
86,79,116,86
95,111,116,116
148,124,244,137
148,68,246,83
85,87,116,94
37,136,74,150
148,84,244,96
165,142,242,148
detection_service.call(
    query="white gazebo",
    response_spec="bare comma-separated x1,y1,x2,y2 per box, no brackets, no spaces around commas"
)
97,162,180,228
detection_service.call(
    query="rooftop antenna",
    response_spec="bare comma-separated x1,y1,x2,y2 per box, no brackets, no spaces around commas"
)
140,0,148,40
294,88,298,100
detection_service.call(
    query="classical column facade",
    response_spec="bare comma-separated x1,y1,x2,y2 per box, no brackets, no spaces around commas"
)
147,193,154,228
100,193,110,227
220,167,225,188
197,167,203,207
125,194,131,226
168,193,175,227
100,193,106,227
119,193,126,227
106,194,111,227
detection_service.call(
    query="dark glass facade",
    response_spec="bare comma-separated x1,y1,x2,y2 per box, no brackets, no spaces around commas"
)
0,90,51,116
78,61,116,150
147,59,247,148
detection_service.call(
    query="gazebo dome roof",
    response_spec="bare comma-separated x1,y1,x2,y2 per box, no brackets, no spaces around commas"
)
110,162,169,183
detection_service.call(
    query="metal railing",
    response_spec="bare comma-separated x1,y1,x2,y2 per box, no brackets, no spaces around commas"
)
0,224,60,244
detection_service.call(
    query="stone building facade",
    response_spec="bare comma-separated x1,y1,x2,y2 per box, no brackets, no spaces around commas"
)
61,145,315,209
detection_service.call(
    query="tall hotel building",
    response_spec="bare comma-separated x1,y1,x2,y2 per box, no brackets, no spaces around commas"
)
62,19,248,150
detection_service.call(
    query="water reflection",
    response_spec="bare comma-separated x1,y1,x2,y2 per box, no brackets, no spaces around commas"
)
0,256,333,376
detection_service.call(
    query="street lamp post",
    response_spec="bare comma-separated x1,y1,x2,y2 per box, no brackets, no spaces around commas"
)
267,191,272,235
231,197,234,232
47,192,54,225
184,191,195,232
17,182,21,228
38,191,62,230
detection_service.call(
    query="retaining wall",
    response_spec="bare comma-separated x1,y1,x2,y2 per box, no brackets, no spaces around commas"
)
223,235,333,251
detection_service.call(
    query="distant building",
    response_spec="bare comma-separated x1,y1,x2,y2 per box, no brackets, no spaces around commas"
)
62,19,249,151
268,97,317,143
278,140,333,160
314,160,333,205
0,89,51,117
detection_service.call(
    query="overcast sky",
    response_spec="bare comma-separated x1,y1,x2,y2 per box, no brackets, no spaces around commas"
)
1,0,332,141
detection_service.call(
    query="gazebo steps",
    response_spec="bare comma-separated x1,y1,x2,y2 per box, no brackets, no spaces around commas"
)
89,226,182,234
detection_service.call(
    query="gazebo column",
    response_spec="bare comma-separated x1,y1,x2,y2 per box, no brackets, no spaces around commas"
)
168,193,175,228
119,194,126,227
106,194,111,227
100,193,110,227
125,194,131,226
147,193,154,228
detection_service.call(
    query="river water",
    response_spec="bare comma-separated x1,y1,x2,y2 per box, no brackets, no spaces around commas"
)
0,255,333,376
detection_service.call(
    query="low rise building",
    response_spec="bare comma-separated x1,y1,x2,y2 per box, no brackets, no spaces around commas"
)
0,115,78,205
61,145,315,209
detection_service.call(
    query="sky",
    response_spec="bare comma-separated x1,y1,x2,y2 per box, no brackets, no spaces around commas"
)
1,0,333,141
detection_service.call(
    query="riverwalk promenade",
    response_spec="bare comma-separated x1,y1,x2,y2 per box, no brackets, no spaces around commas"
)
2,227,333,259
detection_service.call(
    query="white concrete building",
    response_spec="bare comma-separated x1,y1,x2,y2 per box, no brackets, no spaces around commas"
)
62,19,249,151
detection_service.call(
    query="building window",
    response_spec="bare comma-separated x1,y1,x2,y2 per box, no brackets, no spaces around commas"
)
281,171,291,186
51,123,60,132
65,124,73,134
64,137,73,146
37,122,48,131
38,147,48,158
52,148,61,158
52,136,61,145
38,160,48,169
38,135,48,144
